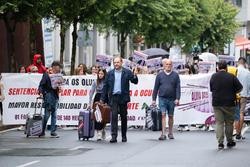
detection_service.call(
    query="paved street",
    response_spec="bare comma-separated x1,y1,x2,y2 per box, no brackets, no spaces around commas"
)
0,127,250,167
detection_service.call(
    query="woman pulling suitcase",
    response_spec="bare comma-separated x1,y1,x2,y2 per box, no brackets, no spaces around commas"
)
89,68,107,141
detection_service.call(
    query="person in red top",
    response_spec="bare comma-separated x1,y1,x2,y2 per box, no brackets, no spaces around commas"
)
26,54,46,73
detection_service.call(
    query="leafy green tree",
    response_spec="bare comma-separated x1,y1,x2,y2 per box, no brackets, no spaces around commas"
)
143,0,216,52
176,0,218,52
143,0,238,54
106,0,171,57
47,0,126,74
197,0,239,52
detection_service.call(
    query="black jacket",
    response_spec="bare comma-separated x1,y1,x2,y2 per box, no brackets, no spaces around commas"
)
210,71,242,106
101,67,138,104
38,73,59,99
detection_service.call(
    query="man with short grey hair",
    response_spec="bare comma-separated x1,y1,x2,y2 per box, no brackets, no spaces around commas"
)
152,58,181,140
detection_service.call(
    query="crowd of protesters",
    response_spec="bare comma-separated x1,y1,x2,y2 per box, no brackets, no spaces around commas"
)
1,53,250,149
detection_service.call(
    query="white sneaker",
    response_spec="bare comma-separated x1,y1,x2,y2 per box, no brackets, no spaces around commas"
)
177,126,183,131
18,125,24,131
97,130,102,141
184,126,190,131
208,125,214,131
233,129,237,136
241,126,249,138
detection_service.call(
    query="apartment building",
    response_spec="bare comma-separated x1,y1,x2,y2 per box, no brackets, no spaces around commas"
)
231,0,250,63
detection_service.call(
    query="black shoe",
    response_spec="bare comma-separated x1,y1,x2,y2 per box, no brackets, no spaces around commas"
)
168,134,174,139
227,141,236,148
50,132,59,138
236,134,242,140
158,135,167,140
218,143,224,150
122,137,127,142
39,132,45,137
110,138,117,143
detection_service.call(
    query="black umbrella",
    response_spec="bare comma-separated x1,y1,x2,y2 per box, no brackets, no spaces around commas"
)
142,48,169,59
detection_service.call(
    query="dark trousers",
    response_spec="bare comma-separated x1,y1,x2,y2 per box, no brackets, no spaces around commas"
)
111,94,128,139
0,102,2,116
42,93,58,134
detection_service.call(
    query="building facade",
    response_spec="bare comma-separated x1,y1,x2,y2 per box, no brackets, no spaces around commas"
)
231,0,250,64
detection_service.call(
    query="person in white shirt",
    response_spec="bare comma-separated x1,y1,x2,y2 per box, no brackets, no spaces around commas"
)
236,57,250,140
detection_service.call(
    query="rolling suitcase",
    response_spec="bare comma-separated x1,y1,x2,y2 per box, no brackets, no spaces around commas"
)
24,97,44,137
93,102,111,123
150,105,162,131
144,104,154,130
78,109,95,140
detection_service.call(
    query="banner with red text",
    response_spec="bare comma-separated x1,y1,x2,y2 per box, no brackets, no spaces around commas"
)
2,73,214,125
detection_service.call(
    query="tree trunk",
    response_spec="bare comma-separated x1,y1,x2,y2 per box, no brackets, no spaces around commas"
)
3,12,17,72
120,32,127,58
60,20,66,65
70,18,78,75
0,19,9,73
30,21,44,64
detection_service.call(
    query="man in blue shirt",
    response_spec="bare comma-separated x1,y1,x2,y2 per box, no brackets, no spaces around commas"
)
101,56,138,143
152,59,181,140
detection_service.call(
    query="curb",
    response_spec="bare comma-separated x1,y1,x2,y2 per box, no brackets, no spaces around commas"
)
0,127,19,134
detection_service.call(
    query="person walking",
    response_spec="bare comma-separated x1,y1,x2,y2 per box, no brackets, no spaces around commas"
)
227,65,241,138
38,61,63,138
89,68,107,141
152,58,181,140
210,61,242,149
235,57,250,139
101,56,138,143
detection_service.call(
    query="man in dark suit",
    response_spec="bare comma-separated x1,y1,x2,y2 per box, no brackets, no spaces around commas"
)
101,56,138,143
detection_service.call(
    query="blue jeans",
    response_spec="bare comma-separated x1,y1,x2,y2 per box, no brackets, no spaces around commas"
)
159,97,175,116
42,93,58,134
234,103,240,121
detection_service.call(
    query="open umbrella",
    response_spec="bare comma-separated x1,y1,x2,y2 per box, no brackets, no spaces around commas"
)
142,48,169,59
199,52,219,62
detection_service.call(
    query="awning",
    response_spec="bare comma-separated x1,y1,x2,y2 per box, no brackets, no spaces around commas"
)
235,36,250,50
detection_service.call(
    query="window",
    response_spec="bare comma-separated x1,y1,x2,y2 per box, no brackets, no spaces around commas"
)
236,0,242,7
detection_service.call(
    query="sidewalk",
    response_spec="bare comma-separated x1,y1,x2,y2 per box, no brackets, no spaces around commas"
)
0,119,18,132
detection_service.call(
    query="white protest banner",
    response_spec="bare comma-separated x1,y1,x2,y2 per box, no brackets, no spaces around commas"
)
2,73,214,126
2,73,95,125
174,74,214,125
